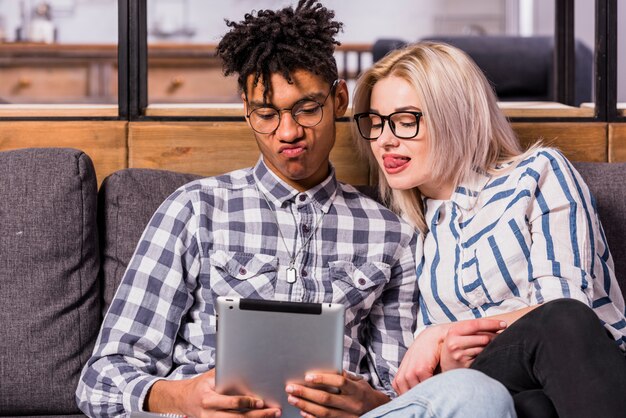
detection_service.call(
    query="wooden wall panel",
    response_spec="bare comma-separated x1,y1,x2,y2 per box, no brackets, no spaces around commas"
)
129,121,258,175
608,123,626,162
0,121,127,185
332,123,370,185
0,119,613,190
128,121,370,185
512,122,607,162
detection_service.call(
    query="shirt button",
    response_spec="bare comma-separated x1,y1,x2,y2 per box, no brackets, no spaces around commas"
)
301,270,308,277
299,194,306,202
239,267,247,275
358,278,366,286
302,225,310,233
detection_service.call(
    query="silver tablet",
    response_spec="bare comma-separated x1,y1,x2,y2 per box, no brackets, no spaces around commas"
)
215,297,345,418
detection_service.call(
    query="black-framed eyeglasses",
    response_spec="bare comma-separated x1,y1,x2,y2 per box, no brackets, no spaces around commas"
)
245,80,339,134
353,111,423,140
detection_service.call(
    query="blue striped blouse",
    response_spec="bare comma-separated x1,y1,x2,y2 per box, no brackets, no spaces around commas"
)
415,148,626,351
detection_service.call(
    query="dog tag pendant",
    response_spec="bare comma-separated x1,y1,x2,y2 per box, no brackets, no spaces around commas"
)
286,266,297,284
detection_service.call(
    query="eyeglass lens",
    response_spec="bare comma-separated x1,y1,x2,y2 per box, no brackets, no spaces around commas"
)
357,112,420,139
249,100,323,134
248,80,337,134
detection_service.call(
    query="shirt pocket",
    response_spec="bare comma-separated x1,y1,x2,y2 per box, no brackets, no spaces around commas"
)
463,228,530,308
328,260,391,306
208,250,278,299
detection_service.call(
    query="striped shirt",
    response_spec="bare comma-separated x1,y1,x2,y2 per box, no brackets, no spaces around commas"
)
415,148,626,351
76,158,418,417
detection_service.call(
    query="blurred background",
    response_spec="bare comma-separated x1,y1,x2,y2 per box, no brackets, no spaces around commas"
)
0,0,623,106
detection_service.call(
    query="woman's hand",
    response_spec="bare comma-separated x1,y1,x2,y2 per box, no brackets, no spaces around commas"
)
439,319,507,372
284,371,389,417
392,324,450,394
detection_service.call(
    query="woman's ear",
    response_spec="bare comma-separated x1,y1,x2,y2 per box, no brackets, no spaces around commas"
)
333,79,349,118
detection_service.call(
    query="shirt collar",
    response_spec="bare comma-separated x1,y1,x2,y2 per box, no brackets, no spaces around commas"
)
423,169,491,215
252,157,337,213
449,169,491,211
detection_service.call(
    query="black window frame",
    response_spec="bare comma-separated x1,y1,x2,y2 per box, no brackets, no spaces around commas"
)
119,0,626,124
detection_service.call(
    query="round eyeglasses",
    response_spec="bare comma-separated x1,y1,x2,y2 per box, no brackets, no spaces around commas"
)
246,80,338,134
353,111,423,140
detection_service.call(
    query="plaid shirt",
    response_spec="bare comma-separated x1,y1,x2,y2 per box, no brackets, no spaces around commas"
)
76,158,418,417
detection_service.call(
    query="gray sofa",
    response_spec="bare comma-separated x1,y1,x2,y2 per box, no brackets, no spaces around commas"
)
1,147,624,417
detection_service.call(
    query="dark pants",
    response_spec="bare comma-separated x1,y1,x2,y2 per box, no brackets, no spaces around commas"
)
470,299,626,418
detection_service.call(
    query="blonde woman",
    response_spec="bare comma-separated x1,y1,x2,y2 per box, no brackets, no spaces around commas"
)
352,42,626,418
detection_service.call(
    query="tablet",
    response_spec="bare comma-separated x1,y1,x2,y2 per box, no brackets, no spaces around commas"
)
215,297,345,418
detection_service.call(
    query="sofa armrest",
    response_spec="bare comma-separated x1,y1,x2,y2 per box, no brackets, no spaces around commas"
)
0,148,99,415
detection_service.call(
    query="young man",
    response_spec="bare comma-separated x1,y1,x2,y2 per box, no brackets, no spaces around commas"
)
76,2,514,417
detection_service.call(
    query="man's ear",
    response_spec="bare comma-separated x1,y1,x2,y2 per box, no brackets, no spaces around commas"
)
333,79,349,119
241,92,252,128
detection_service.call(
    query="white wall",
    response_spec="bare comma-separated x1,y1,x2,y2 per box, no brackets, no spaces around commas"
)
145,0,440,44
0,0,468,44
0,0,118,43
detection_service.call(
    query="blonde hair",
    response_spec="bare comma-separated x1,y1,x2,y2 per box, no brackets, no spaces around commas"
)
352,41,533,232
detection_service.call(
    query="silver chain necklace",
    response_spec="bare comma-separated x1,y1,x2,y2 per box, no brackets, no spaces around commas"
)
257,185,327,284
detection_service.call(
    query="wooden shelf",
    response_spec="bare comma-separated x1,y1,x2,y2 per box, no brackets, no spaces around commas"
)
0,102,610,119
0,104,118,117
497,102,595,118
145,103,243,117
144,102,597,118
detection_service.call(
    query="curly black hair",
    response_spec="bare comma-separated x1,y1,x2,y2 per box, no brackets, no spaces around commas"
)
216,0,343,101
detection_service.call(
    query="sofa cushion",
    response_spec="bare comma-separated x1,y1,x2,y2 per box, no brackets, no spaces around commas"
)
573,162,626,298
98,168,201,313
0,148,99,415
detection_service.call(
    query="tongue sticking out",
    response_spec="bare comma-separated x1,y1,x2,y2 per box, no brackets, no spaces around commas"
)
383,156,410,169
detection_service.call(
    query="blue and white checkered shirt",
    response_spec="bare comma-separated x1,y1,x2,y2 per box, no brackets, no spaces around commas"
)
415,148,626,351
76,158,418,417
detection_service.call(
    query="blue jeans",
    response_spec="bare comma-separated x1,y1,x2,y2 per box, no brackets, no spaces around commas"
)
362,369,516,418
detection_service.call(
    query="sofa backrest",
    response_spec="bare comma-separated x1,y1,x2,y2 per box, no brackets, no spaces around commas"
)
98,168,202,313
0,148,100,415
573,162,626,298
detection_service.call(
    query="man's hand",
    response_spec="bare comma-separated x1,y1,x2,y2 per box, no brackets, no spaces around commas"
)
392,324,449,394
439,319,507,372
146,369,280,418
284,371,389,417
